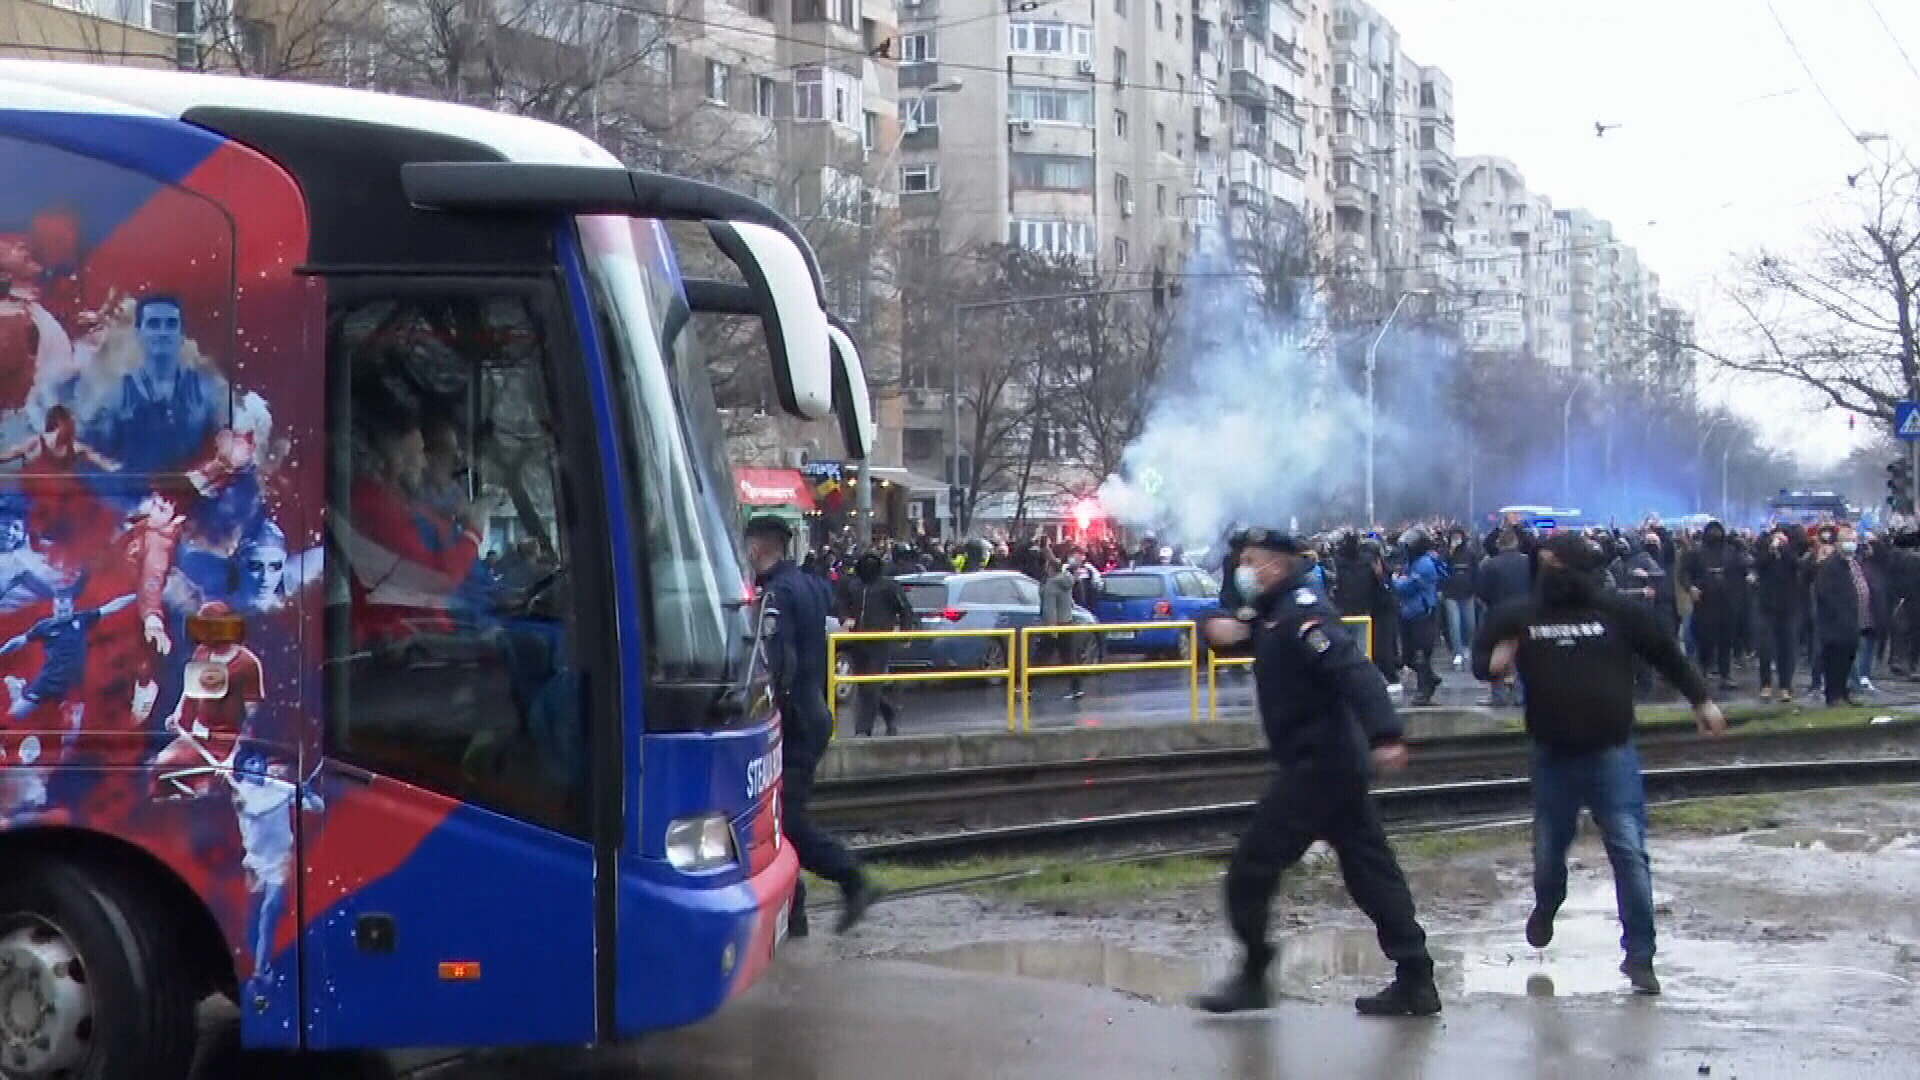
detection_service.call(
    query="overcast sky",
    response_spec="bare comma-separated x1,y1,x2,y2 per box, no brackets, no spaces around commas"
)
1370,0,1920,466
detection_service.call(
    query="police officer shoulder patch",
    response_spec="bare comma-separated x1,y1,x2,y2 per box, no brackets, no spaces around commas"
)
1300,620,1332,654
1294,588,1317,607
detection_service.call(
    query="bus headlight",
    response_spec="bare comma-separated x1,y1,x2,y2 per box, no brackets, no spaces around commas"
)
665,815,737,872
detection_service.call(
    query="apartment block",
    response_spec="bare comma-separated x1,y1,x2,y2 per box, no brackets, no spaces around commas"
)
1323,0,1451,299
1456,154,1682,383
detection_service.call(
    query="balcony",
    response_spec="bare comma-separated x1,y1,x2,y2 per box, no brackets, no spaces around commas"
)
1193,0,1222,25
1330,131,1363,160
1333,178,1367,211
1420,145,1455,180
1229,68,1269,104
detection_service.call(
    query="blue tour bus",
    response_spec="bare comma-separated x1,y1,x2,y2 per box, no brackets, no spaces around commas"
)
0,60,876,1074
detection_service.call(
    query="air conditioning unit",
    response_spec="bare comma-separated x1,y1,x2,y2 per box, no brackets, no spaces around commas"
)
1015,119,1035,134
903,120,920,135
1121,196,1135,217
1076,58,1096,76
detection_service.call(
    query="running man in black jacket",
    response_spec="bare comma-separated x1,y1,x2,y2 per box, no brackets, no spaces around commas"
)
1473,531,1725,996
1193,528,1438,1018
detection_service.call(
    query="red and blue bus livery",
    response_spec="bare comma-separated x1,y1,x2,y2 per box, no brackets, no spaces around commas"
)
0,59,873,1076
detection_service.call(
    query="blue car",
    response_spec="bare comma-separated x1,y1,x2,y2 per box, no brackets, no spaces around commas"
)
1091,565,1220,659
887,571,1098,673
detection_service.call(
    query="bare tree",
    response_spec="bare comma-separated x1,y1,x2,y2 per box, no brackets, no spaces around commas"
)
1714,157,1920,428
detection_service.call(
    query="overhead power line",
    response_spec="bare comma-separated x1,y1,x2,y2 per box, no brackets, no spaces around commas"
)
1765,0,1860,140
1865,0,1920,88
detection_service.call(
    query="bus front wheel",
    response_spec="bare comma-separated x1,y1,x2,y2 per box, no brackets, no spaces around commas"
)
0,859,198,1080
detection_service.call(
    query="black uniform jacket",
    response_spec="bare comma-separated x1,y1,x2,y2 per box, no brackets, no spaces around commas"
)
1213,582,1404,776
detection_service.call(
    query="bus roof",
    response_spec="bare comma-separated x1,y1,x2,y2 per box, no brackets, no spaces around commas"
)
0,59,619,167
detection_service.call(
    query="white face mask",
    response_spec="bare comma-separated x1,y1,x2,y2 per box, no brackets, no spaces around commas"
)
1840,541,1859,556
1234,565,1262,598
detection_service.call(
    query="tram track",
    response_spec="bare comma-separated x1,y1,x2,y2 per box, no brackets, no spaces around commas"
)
845,754,1920,867
819,715,1920,834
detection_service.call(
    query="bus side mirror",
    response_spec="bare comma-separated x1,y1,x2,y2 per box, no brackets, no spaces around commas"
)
706,221,831,421
826,319,875,461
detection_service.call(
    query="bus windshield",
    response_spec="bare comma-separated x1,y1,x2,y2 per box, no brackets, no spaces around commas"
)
576,215,761,723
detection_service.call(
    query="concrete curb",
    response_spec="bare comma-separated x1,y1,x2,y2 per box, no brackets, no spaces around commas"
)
817,707,1510,780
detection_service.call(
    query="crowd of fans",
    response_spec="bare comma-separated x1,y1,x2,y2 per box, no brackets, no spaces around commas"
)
790,513,1908,710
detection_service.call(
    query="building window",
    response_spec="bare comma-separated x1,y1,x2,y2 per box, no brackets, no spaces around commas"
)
1154,0,1163,27
1174,13,1182,39
1113,48,1127,84
1115,110,1128,138
1155,61,1166,87
1156,121,1165,150
1115,0,1124,15
1175,132,1185,159
756,76,777,117
1156,184,1166,214
1420,81,1436,107
1009,19,1091,56
795,66,863,129
1113,172,1131,202
902,164,939,193
902,32,937,61
705,60,732,104
863,110,878,152
832,0,856,25
645,42,676,82
901,94,941,129
795,67,825,120
1114,236,1129,266
1009,219,1094,257
1011,153,1095,191
1008,86,1094,126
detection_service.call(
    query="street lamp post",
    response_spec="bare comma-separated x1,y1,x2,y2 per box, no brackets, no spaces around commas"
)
1561,383,1580,509
1365,290,1420,527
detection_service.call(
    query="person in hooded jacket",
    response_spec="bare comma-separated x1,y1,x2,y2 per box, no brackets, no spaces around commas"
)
1474,531,1723,997
838,551,918,736
1441,527,1479,671
1391,527,1446,706
1475,527,1533,706
1752,527,1804,703
1679,521,1742,695
1192,529,1438,1018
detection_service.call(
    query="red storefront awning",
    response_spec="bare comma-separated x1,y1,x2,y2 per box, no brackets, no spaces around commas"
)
734,467,817,510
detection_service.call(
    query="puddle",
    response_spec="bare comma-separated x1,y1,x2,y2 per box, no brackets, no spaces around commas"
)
1741,827,1919,854
906,940,1205,1004
903,883,1914,1013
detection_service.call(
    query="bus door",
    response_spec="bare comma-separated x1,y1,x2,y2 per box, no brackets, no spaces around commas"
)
301,275,617,1048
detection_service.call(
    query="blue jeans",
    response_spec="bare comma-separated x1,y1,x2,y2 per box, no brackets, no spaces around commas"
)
1853,630,1877,686
1531,742,1655,963
1443,596,1476,657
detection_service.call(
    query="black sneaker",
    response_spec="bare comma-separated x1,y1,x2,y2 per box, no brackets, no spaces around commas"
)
836,880,883,935
1621,958,1661,995
1192,972,1271,1014
787,912,810,939
1354,973,1441,1016
1526,906,1555,949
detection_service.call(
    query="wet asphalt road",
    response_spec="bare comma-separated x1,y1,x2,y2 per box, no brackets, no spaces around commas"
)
202,943,1909,1079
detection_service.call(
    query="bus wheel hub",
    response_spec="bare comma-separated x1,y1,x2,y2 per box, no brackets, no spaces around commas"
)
0,924,90,1074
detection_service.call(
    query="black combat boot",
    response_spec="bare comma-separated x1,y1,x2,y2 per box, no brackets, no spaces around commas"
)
1355,963,1441,1017
835,877,884,934
1192,945,1273,1013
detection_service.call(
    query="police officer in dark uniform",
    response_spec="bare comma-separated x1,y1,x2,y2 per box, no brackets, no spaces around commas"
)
744,515,880,937
1193,528,1440,1016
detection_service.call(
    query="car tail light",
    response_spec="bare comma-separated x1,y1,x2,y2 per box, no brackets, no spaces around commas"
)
1154,600,1172,617
943,608,965,622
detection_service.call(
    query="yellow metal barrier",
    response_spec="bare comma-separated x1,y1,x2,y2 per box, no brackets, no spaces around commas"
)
1018,621,1200,732
827,627,1019,736
1205,615,1375,722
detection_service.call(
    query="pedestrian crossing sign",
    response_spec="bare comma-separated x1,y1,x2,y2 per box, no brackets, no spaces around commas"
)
1899,402,1920,441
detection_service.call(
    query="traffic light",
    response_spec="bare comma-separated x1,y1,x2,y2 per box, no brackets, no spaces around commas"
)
1887,460,1913,514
